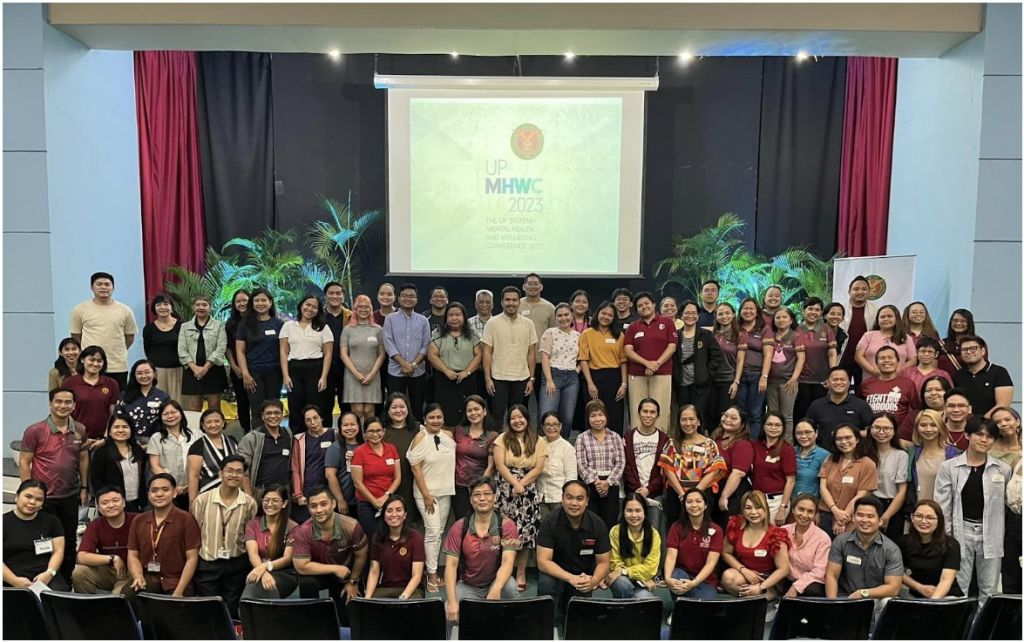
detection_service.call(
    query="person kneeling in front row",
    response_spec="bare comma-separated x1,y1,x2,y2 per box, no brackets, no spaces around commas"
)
72,485,138,595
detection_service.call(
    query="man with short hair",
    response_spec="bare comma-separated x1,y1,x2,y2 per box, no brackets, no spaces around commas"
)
825,496,903,618
192,454,258,616
952,335,1014,418
70,272,138,388
522,273,557,403
424,286,449,334
942,389,973,451
468,289,494,337
481,286,538,422
611,287,637,332
19,387,90,582
623,292,677,431
537,480,612,629
127,473,202,597
858,346,919,439
934,418,1010,607
322,281,352,427
697,279,720,329
382,283,431,419
838,276,877,387
805,367,874,449
72,485,138,594
238,400,294,500
292,486,368,616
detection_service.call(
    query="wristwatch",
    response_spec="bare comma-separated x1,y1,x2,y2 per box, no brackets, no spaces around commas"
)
266,561,274,572
108,555,116,566
47,568,58,578
859,589,870,598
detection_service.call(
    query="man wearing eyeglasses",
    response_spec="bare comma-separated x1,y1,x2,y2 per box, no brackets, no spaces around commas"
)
952,335,1014,418
942,390,974,451
191,455,257,617
238,400,294,501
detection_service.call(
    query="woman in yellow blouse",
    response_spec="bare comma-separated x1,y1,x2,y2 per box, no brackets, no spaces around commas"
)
578,301,628,435
602,493,661,599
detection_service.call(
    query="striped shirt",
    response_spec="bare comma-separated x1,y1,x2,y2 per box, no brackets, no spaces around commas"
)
191,488,258,561
481,313,538,381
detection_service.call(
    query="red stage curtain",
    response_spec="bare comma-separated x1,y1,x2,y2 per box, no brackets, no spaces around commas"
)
134,51,206,314
838,57,898,256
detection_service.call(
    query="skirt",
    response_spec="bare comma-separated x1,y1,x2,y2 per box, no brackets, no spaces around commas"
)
182,363,229,396
495,466,541,549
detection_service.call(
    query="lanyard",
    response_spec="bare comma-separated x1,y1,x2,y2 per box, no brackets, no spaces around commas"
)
150,520,167,560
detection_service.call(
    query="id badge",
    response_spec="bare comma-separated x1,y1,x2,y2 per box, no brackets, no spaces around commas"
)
281,449,290,456
217,548,231,560
147,561,162,573
34,538,53,555
320,441,332,449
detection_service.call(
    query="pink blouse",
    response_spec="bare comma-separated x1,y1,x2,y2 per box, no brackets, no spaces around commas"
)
781,522,831,594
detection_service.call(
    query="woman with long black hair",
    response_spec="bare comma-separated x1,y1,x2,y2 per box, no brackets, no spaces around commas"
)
90,414,148,512
604,493,660,599
939,308,975,375
48,337,81,391
241,483,300,599
364,495,426,599
578,301,627,435
225,290,252,431
146,400,200,509
116,359,170,437
236,288,284,431
280,295,334,432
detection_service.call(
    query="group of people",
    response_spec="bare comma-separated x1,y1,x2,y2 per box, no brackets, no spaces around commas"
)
5,270,1020,631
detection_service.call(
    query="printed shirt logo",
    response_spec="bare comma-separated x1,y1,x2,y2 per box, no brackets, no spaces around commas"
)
511,124,543,160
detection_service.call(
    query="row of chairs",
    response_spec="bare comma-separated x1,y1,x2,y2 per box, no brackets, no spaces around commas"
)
4,588,1021,640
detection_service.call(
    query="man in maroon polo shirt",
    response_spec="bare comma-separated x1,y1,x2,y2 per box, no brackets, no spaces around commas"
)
19,387,90,582
624,291,677,432
72,485,138,594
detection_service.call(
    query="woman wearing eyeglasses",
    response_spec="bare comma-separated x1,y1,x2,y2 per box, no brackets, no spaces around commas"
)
860,412,909,540
898,499,962,599
241,483,300,599
351,417,402,538
408,403,456,592
818,424,877,536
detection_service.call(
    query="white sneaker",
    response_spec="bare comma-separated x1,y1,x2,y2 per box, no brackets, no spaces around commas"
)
765,601,778,623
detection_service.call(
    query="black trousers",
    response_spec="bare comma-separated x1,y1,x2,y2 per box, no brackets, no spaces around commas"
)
386,373,427,421
107,371,128,390
298,574,351,625
194,556,249,618
230,371,252,432
286,358,326,433
710,382,734,432
678,384,712,429
435,372,479,427
323,362,345,427
489,378,528,424
588,368,624,435
794,382,827,423
42,494,79,582
248,370,283,431
586,483,620,529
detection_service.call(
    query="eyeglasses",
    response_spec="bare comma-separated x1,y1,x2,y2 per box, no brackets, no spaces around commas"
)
542,423,561,429
911,513,937,522
959,346,980,354
470,492,495,499
262,497,283,505
946,403,970,409
263,411,283,416
870,425,894,433
365,428,384,434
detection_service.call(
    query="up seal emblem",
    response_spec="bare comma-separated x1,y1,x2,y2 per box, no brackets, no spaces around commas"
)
511,123,543,160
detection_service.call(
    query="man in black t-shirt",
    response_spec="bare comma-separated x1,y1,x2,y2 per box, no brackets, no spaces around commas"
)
952,335,1014,417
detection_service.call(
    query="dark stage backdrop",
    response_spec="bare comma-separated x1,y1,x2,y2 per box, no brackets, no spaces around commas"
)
198,54,844,308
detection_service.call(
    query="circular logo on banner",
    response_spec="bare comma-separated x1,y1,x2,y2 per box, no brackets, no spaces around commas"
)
866,275,887,300
511,124,543,160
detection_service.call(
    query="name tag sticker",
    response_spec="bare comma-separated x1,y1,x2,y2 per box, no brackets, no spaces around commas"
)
34,538,53,555
320,441,332,449
281,449,290,456
842,475,855,484
147,401,161,408
753,549,768,558
692,446,706,454
635,332,645,339
217,548,231,560
386,458,396,465
521,309,531,316
765,456,780,464
264,329,277,336
367,336,378,343
846,555,862,566
605,338,616,344
147,561,161,573
708,528,716,536
992,474,1005,483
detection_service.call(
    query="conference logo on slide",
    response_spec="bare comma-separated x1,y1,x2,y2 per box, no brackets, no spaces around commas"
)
866,275,887,300
511,123,544,160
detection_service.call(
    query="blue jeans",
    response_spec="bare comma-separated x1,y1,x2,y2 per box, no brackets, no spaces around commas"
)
538,368,579,437
736,371,766,440
672,568,717,599
609,575,655,600
538,571,591,629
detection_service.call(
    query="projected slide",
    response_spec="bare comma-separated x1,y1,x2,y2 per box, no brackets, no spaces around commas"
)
408,97,623,273
382,76,654,276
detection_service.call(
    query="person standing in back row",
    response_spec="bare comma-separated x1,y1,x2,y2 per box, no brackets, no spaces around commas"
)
71,272,139,389
383,284,431,420
521,274,557,404
624,291,677,432
482,286,538,423
235,289,284,431
838,276,877,388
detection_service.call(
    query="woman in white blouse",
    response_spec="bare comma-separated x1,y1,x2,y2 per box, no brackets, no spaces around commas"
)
538,303,581,438
279,295,334,432
537,410,578,515
407,403,456,592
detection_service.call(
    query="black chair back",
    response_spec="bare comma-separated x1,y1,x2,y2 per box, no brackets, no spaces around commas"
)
348,597,446,640
769,596,873,640
564,597,663,640
669,596,767,640
239,598,341,640
135,593,236,639
39,591,142,640
970,594,1023,640
873,597,978,640
458,596,555,640
3,588,50,640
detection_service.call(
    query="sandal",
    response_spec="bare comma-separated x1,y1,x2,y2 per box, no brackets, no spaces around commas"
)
426,574,441,593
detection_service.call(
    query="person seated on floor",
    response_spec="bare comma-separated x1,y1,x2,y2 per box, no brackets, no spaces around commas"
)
602,493,661,599
721,490,791,604
364,496,426,599
664,488,722,599
72,485,138,594
3,479,69,592
779,493,830,597
291,485,368,612
241,483,301,600
126,473,202,597
536,479,611,629
442,477,520,625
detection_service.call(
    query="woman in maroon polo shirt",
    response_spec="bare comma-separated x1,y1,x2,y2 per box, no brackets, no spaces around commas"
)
242,483,299,599
721,490,790,602
749,412,797,526
64,345,120,445
351,417,402,538
365,496,425,599
713,405,755,526
664,488,722,599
